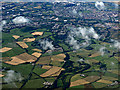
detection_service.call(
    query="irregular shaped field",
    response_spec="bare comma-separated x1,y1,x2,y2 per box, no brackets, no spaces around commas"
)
102,76,118,81
5,57,26,65
16,42,28,48
32,52,42,58
32,32,43,36
36,56,51,65
40,66,62,77
42,65,52,70
23,38,35,42
0,47,12,53
12,35,20,39
5,53,37,65
32,49,42,52
89,53,100,57
97,79,113,84
84,76,100,83
70,79,90,87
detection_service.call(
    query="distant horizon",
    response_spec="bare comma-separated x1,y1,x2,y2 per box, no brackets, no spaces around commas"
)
0,0,119,2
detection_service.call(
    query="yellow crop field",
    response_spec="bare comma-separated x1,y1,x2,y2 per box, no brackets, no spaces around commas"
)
70,79,90,87
51,70,62,77
0,74,4,77
5,57,26,65
12,35,20,39
34,6,41,9
51,54,66,62
32,52,42,58
32,49,42,52
40,66,61,77
32,32,43,36
89,53,100,57
42,65,52,70
51,68,65,77
55,54,66,58
16,42,28,48
23,38,35,42
97,79,113,84
0,47,12,53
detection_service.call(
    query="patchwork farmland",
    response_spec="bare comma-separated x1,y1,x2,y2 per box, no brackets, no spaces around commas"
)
1,1,119,89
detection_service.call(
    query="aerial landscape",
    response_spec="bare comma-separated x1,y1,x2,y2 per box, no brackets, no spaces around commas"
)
0,1,119,89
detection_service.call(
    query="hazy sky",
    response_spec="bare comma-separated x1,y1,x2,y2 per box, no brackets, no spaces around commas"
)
0,0,119,2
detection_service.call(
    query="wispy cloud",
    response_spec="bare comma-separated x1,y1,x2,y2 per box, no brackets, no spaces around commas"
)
111,39,120,49
66,26,99,50
99,46,106,56
4,70,23,88
0,20,7,31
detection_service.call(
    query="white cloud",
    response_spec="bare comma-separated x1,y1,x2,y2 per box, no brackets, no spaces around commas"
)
0,20,7,31
39,39,55,50
111,39,120,49
12,16,29,24
77,58,84,62
99,46,106,56
77,27,99,40
66,26,99,50
72,9,77,15
4,70,23,88
95,1,105,10
67,35,80,50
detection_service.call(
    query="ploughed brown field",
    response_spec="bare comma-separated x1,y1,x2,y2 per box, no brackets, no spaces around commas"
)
5,53,37,65
36,56,51,65
2,57,11,62
15,53,37,61
84,76,100,83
